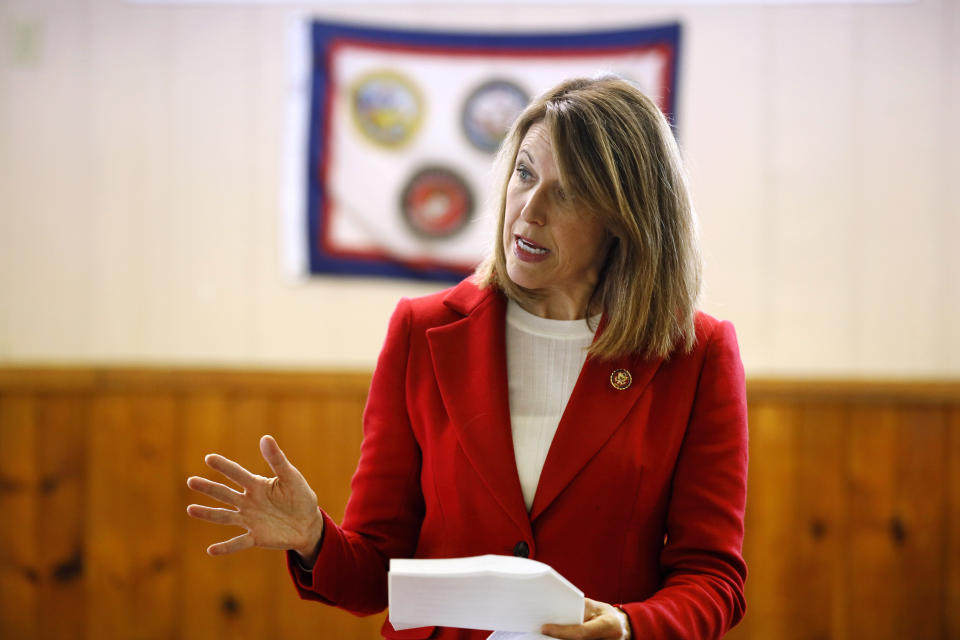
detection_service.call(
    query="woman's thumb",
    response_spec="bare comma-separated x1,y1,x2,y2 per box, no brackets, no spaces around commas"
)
260,435,291,478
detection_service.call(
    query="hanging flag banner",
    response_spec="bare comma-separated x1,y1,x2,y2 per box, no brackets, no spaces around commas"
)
296,20,681,282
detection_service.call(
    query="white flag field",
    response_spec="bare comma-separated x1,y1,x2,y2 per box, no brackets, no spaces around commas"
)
283,20,681,282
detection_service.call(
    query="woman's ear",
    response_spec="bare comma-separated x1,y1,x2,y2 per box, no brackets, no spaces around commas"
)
604,232,620,255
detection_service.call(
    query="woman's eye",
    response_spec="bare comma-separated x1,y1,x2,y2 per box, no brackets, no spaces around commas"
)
515,165,531,181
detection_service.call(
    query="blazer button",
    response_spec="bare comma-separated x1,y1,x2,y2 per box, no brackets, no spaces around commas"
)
513,541,530,558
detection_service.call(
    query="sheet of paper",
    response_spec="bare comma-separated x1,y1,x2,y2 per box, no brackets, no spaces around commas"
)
486,632,557,640
388,554,584,633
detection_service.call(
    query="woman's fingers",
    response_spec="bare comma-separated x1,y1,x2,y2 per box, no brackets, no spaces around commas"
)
186,476,242,507
541,599,628,640
542,618,616,640
207,532,255,556
541,621,587,639
186,504,242,527
205,453,259,488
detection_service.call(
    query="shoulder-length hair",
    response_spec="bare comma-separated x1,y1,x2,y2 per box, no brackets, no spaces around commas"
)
475,76,702,360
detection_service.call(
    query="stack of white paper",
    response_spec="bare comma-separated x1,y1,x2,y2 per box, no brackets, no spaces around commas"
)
388,554,584,633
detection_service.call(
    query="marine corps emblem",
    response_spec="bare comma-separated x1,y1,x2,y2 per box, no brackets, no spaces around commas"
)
400,166,474,239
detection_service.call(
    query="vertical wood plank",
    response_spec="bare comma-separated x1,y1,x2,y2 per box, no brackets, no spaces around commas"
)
272,393,386,640
0,394,39,638
318,392,389,637
847,404,947,639
847,404,898,639
218,393,275,640
947,406,960,638
129,393,179,639
273,395,328,640
795,404,849,640
181,391,229,640
891,406,947,638
86,394,133,638
36,393,88,639
313,393,368,524
86,392,178,639
727,401,799,640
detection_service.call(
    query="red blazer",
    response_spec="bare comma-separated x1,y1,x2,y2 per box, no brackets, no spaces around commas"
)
289,279,748,639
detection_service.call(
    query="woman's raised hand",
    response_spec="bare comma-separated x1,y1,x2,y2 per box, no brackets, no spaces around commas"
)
186,435,325,564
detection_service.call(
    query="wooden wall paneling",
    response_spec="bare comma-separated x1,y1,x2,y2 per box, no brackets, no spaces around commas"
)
180,391,230,640
728,401,800,640
4,370,960,640
0,394,38,637
35,393,87,639
947,406,960,638
795,404,849,640
86,394,134,638
129,393,180,639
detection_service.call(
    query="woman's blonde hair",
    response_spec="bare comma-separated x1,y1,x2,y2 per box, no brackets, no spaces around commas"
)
475,76,701,360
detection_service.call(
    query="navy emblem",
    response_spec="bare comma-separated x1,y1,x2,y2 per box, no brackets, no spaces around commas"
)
400,166,474,239
461,79,529,153
351,69,423,149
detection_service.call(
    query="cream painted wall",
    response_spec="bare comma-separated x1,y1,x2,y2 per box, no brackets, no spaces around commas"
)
0,0,957,375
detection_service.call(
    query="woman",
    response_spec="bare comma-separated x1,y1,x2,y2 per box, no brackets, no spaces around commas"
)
187,76,748,640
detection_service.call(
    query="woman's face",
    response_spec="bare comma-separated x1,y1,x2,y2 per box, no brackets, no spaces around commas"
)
502,121,610,320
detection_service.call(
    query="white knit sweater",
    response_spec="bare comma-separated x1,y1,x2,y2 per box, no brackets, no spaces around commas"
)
505,300,598,511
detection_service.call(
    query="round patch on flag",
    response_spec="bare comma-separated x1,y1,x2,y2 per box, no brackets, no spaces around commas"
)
351,69,423,149
461,79,530,153
400,166,474,239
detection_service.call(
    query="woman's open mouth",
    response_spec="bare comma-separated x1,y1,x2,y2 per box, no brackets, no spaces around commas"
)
513,235,550,262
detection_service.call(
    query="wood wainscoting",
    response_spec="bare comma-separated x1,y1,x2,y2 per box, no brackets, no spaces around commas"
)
0,368,957,639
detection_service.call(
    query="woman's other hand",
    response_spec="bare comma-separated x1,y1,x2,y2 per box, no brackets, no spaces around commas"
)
186,435,325,564
541,598,632,640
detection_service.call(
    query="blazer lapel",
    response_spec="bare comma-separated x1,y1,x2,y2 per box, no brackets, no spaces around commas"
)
529,352,662,522
426,289,531,537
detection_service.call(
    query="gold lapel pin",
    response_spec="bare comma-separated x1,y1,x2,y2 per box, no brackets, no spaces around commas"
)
610,368,632,390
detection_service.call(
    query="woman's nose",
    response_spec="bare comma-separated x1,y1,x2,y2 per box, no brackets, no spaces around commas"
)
520,188,547,226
